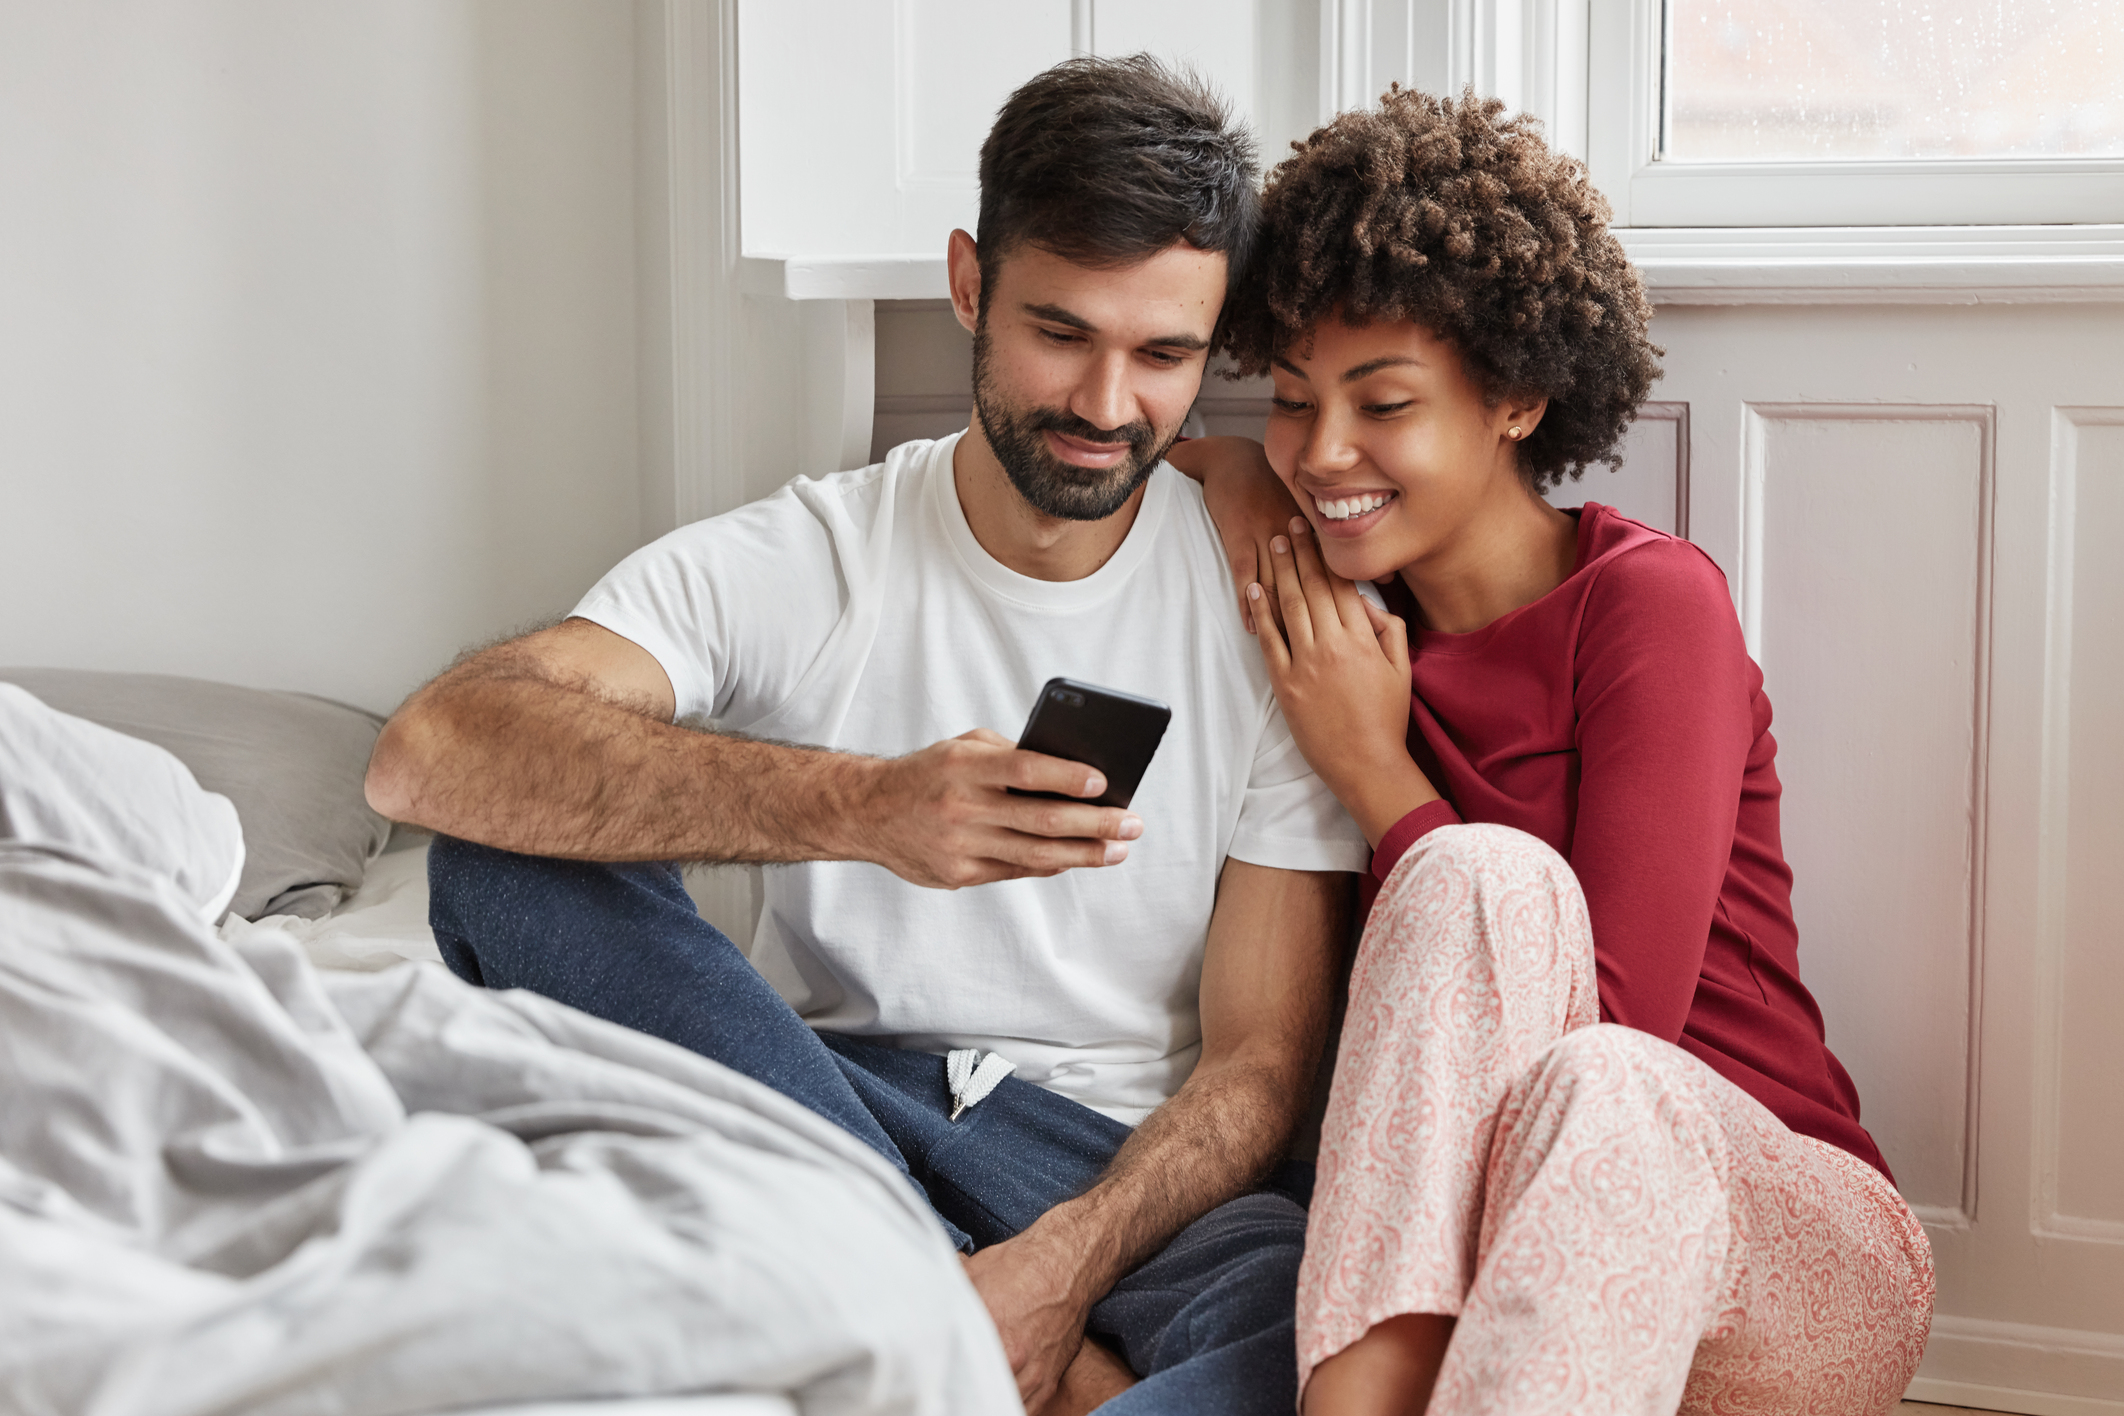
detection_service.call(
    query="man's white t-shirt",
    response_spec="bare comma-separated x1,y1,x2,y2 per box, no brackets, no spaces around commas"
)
573,433,1369,1125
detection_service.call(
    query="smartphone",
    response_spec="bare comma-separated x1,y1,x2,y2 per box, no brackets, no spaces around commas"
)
1009,678,1172,810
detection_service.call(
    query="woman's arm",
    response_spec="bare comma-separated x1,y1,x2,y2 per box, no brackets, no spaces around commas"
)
1568,542,1759,1040
1165,436,1303,630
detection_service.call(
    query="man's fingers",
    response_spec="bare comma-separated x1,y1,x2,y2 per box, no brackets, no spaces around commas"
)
1005,747,1109,800
998,794,1142,845
960,726,1014,748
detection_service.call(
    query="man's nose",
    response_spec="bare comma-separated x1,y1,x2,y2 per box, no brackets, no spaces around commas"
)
1068,353,1136,437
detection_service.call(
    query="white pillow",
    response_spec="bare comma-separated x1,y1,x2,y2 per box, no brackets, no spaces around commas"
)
0,683,244,922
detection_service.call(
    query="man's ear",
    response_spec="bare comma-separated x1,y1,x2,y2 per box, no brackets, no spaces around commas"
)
947,229,982,335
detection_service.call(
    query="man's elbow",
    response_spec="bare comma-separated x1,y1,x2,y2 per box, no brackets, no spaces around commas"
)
364,706,440,823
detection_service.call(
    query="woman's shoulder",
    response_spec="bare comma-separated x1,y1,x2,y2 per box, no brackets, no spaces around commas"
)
1572,504,1744,649
1578,504,1731,602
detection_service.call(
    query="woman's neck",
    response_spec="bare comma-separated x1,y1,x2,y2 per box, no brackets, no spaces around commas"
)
1398,484,1582,635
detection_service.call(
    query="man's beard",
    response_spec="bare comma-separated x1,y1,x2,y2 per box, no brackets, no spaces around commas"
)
971,324,1183,522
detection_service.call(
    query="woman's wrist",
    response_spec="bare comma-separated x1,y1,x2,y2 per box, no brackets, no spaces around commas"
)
1333,754,1441,850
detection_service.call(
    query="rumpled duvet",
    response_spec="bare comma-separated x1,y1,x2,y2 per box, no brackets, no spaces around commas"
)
0,684,1018,1416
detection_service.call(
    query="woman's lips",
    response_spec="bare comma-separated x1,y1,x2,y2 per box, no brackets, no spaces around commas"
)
1309,489,1398,536
1044,429,1133,468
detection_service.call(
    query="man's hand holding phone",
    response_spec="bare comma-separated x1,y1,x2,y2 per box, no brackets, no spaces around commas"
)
856,679,1169,890
858,728,1142,890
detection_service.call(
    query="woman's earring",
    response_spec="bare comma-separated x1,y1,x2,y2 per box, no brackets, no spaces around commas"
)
1507,425,1524,440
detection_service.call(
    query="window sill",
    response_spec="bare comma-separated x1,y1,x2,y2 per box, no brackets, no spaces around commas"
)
1619,226,2124,305
738,227,2124,307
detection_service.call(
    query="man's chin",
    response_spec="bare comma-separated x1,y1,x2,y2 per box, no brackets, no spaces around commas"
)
1004,457,1153,523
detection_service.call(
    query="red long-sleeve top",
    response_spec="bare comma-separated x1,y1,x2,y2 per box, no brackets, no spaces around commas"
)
1369,503,1888,1179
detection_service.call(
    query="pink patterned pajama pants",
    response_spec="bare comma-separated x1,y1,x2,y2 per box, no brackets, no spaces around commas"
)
1297,824,1935,1415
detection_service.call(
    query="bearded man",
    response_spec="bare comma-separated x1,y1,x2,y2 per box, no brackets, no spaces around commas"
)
365,55,1366,1416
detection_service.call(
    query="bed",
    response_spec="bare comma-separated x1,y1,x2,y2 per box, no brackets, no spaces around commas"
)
0,671,1016,1416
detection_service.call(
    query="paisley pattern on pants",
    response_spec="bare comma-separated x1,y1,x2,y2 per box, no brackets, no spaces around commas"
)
1297,824,1935,1415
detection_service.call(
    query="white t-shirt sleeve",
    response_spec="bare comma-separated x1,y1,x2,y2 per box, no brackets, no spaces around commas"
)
1225,702,1372,874
569,487,849,727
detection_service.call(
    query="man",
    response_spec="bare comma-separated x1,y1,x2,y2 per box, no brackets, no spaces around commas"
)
365,56,1367,1416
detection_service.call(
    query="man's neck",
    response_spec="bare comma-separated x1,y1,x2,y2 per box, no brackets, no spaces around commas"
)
951,419,1148,582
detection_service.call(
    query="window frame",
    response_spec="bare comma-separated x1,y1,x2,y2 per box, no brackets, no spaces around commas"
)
1586,0,2124,229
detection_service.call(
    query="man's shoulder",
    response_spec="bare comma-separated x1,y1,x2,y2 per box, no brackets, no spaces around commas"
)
639,436,947,571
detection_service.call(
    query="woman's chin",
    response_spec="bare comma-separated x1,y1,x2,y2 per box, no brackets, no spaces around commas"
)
1320,540,1403,586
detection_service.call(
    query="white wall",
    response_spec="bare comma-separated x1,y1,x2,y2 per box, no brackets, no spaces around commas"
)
0,0,641,714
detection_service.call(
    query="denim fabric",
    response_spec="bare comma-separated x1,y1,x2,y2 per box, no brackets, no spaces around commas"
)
429,835,1308,1413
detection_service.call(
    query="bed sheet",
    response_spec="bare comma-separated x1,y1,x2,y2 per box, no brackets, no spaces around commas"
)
269,855,807,1416
469,1399,796,1415
255,837,447,970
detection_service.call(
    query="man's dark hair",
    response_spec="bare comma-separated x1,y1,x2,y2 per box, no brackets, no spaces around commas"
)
1219,87,1661,493
976,55,1259,314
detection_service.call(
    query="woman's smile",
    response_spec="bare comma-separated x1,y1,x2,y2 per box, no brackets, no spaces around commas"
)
1307,488,1399,532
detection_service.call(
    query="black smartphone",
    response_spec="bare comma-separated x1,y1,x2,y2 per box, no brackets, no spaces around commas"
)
1009,677,1172,810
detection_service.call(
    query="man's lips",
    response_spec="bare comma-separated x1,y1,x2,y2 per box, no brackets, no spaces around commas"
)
1043,428,1135,468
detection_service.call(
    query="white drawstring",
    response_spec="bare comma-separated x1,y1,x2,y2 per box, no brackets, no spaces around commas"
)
946,1049,1017,1121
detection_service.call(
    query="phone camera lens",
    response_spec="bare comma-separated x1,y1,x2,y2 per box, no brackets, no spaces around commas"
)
1063,692,1085,707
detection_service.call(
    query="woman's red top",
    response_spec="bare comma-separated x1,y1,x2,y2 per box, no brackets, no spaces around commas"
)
1369,503,1889,1179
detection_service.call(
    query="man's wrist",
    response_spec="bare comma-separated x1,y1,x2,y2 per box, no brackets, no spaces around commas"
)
1014,1200,1123,1312
819,752,892,866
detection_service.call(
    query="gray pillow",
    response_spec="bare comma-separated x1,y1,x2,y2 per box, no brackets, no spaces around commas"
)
0,669,391,919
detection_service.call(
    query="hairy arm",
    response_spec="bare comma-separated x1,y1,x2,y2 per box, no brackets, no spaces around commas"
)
964,859,1350,1407
364,618,1141,887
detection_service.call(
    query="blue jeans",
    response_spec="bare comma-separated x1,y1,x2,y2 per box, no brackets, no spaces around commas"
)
429,836,1309,1415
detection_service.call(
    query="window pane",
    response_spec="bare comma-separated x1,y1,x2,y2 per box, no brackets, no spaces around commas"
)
1665,0,2124,161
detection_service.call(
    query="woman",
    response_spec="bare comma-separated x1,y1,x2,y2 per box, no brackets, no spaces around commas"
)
1174,90,1934,1414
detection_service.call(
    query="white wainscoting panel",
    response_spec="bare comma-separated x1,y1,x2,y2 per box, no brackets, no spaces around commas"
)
1739,405,1993,1223
1564,400,1687,535
2040,408,2124,1242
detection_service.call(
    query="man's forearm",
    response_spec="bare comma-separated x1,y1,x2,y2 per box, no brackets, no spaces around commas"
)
368,652,873,863
1024,1046,1310,1308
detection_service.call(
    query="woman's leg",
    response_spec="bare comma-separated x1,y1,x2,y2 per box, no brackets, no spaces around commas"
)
1428,1025,1934,1416
1297,823,1601,1400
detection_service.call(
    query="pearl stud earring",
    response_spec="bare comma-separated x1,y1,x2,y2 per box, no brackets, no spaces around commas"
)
1507,425,1524,440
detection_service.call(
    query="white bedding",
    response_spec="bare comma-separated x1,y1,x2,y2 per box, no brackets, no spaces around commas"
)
0,688,1018,1416
258,836,446,971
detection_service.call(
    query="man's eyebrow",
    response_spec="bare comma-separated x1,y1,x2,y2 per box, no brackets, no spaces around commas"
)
1022,302,1209,352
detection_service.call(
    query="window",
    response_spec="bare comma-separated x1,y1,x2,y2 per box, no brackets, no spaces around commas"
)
1587,0,2124,225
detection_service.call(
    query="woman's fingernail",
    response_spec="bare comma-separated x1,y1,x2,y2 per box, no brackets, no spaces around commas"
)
1119,815,1144,840
1290,515,1307,533
1271,536,1290,555
1084,773,1107,797
1247,582,1262,600
1103,841,1130,864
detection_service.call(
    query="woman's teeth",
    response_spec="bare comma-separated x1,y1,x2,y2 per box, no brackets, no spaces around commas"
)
1314,491,1395,522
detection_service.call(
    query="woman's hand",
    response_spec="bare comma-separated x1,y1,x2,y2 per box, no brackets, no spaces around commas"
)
1252,516,1440,846
1164,435,1301,631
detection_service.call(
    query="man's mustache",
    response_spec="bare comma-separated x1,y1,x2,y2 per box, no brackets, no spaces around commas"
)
1025,408,1155,457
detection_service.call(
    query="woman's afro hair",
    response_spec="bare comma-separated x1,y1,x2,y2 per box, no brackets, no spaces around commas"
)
1219,88,1661,493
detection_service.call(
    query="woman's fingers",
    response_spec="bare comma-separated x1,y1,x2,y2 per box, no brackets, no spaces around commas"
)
1362,596,1412,676
1283,516,1370,634
1248,582,1292,675
1268,533,1316,651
